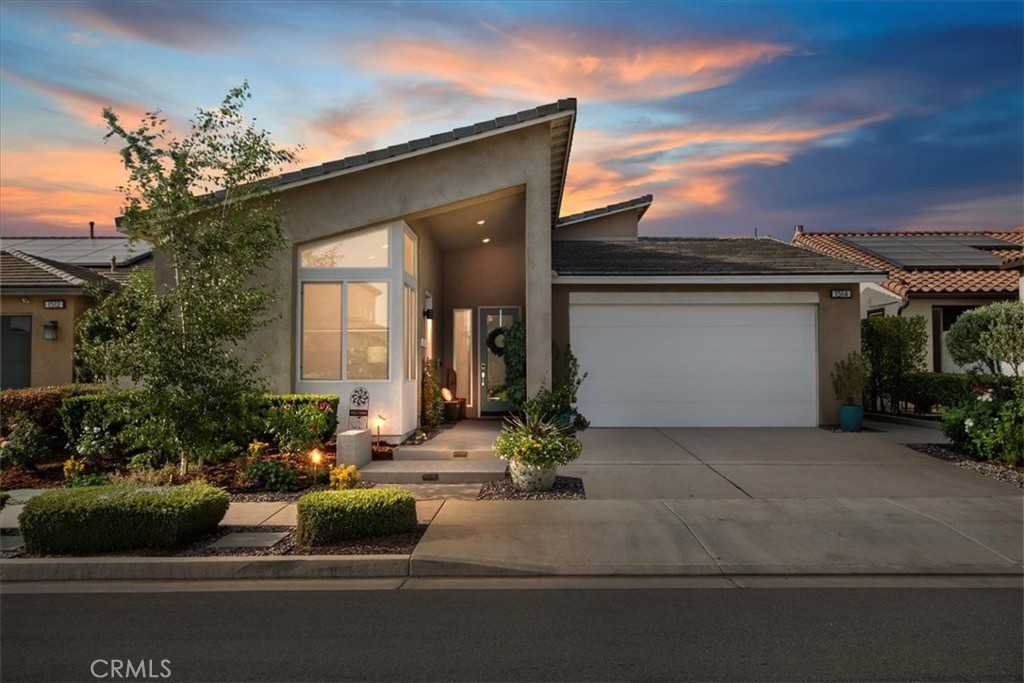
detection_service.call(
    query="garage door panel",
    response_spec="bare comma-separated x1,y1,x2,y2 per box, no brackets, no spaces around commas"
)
570,303,818,428
573,350,816,378
572,304,814,329
581,400,816,428
582,373,815,404
571,325,816,353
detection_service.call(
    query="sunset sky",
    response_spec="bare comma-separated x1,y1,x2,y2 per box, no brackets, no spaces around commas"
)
1,1,1021,239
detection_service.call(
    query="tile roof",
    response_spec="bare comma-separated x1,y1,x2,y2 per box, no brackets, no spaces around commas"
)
556,195,653,227
793,228,1022,297
1,250,115,289
552,237,885,277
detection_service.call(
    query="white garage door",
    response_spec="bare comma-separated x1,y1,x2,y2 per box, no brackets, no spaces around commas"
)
570,303,818,427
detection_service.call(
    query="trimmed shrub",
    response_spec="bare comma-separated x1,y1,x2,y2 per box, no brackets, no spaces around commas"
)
18,482,229,555
296,489,417,544
861,315,928,412
901,373,975,414
0,492,10,509
1,384,101,437
262,394,339,441
0,415,51,470
947,301,1024,375
234,457,298,491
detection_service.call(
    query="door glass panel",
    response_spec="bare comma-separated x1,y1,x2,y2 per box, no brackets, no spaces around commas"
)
479,307,520,412
404,285,416,380
453,309,473,407
301,284,341,380
347,282,389,380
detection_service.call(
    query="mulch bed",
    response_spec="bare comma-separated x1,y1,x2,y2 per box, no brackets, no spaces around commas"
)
3,524,427,559
904,443,1023,489
478,475,585,500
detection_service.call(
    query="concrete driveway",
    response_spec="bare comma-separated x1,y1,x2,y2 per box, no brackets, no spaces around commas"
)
560,423,1015,500
411,422,1022,576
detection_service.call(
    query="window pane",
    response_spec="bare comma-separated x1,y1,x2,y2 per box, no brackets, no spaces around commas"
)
454,309,473,407
404,285,417,381
403,232,416,277
347,282,389,380
302,284,341,379
300,226,389,268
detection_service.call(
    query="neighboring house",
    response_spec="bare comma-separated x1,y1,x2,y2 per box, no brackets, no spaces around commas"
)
0,236,153,389
793,226,1023,373
152,99,884,436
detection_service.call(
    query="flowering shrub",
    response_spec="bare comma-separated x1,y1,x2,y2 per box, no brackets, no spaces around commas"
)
0,415,50,471
329,464,361,490
235,458,299,491
494,409,582,468
941,385,1023,466
266,401,334,455
75,425,119,463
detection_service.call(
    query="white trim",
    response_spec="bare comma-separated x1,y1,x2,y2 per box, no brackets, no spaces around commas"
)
553,274,886,285
555,199,653,228
569,291,820,306
269,110,576,196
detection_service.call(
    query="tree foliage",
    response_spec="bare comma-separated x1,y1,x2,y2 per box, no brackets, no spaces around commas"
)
861,315,928,412
79,83,297,472
947,301,1024,376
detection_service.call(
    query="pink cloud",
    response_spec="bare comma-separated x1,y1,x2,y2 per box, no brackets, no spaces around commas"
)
364,29,791,103
1,69,148,127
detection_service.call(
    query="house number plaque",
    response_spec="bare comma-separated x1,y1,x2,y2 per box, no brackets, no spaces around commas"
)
43,300,66,309
829,289,853,299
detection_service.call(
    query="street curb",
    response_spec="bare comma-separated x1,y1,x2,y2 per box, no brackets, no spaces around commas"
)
0,556,410,582
3,556,1020,582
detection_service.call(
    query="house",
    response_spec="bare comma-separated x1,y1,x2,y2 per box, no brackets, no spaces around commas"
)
0,235,153,388
156,99,885,436
793,226,1022,373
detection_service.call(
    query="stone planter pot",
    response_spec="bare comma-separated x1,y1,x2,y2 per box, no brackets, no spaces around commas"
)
508,459,557,492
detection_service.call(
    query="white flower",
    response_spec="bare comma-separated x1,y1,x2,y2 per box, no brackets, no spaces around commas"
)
977,391,993,403
964,418,975,433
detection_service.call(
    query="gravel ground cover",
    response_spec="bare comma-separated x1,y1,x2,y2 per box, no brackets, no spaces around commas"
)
478,475,585,500
904,443,1023,489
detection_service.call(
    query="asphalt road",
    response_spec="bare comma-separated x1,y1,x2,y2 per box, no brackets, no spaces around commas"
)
2,580,1021,682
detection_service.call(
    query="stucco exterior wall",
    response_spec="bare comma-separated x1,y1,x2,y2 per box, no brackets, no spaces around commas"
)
552,283,862,425
0,293,92,387
442,234,526,418
221,124,554,396
553,212,639,241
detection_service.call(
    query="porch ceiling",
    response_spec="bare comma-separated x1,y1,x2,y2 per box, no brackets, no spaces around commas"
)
406,192,525,251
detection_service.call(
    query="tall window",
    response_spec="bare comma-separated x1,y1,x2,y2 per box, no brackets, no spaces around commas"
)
301,284,342,379
301,282,389,381
404,285,417,380
453,309,473,406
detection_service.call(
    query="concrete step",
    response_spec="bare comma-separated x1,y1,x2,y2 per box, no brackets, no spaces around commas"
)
393,447,499,461
358,460,507,484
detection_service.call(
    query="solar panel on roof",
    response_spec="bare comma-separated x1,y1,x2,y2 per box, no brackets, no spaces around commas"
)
0,238,151,266
946,235,1013,248
842,236,1003,269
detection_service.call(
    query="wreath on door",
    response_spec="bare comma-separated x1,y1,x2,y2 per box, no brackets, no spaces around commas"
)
486,326,506,357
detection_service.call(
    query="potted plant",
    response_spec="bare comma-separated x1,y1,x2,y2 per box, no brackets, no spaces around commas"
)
831,351,871,432
493,406,582,492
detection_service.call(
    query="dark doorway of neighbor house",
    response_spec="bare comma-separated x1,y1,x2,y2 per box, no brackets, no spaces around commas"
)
1,315,31,389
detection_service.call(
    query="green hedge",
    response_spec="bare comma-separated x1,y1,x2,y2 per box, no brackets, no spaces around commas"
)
18,483,229,555
901,373,1020,414
262,394,339,440
1,384,101,437
296,489,417,544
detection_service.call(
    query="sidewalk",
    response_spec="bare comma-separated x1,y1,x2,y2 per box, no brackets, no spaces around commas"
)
1,426,1021,581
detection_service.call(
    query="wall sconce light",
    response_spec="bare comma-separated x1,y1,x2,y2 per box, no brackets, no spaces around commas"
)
42,320,59,341
423,308,433,320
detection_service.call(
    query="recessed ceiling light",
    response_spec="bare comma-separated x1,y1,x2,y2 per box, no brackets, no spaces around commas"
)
476,220,486,225
481,238,491,244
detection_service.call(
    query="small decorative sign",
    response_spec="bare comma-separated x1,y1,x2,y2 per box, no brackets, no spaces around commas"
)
830,289,853,299
43,300,65,309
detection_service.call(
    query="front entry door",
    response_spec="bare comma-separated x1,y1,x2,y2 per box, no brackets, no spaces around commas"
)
479,307,520,414
1,315,32,389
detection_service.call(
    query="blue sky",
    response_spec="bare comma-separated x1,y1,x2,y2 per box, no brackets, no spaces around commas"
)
1,0,1021,238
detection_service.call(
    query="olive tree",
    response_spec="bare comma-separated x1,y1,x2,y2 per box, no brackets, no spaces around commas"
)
80,83,297,472
947,301,1024,376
